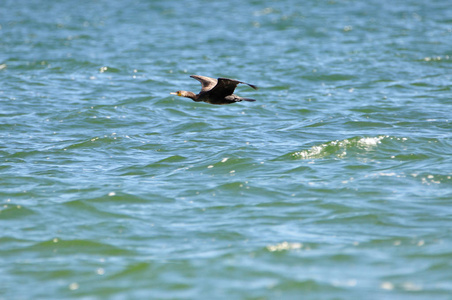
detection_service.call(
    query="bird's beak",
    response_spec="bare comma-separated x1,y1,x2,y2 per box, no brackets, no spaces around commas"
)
170,92,177,95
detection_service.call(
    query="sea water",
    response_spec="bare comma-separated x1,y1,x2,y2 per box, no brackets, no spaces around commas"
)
1,0,451,298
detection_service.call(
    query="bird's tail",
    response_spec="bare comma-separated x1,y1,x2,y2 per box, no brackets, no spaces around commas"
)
242,98,256,102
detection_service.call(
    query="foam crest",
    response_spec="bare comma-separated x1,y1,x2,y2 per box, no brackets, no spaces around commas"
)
293,136,388,159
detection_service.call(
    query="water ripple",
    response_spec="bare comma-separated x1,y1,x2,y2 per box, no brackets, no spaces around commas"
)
2,0,452,298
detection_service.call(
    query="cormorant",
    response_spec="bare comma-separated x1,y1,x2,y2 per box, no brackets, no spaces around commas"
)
170,75,258,105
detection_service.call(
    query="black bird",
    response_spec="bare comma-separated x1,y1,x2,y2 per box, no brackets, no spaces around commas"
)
170,75,258,105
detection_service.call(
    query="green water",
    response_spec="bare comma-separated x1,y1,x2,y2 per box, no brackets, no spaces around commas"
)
1,0,452,299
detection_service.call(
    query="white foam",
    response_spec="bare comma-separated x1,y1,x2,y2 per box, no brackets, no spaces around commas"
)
357,136,385,147
294,136,387,159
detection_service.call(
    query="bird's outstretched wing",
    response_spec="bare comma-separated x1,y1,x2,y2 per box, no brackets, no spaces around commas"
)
190,75,218,92
208,78,258,99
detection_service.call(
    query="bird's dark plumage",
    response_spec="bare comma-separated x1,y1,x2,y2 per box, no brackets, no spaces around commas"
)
170,75,258,105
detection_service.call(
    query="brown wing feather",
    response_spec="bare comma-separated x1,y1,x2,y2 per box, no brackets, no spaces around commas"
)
190,75,217,92
208,78,258,99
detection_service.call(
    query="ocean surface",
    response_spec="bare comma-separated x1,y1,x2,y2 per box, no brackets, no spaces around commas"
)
1,0,451,299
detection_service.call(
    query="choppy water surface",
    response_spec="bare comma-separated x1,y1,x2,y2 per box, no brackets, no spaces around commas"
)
1,0,452,298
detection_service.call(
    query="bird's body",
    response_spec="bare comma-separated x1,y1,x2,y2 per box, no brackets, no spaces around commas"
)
171,75,258,105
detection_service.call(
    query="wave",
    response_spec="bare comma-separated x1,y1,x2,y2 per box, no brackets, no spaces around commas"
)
291,136,388,160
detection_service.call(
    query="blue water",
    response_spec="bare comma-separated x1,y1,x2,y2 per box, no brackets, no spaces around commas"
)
1,0,452,299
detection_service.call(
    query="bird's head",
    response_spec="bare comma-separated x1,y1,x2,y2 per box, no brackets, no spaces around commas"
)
170,90,197,100
170,91,183,97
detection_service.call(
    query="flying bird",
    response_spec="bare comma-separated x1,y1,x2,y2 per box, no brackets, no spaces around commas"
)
170,75,258,105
